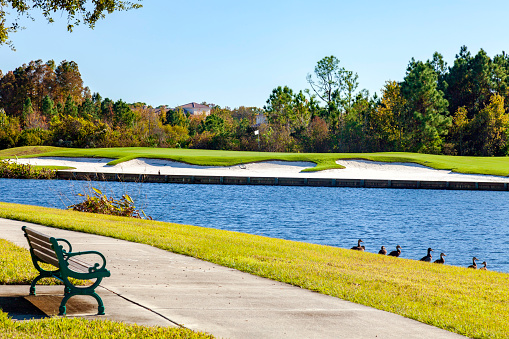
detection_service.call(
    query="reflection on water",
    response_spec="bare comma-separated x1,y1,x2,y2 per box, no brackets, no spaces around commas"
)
1,178,508,273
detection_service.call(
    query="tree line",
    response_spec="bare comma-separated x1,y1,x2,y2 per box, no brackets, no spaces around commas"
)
263,46,509,156
1,45,509,155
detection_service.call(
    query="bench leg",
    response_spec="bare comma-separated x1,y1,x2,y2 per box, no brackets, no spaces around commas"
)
58,291,106,316
29,275,46,295
92,292,106,315
59,293,72,316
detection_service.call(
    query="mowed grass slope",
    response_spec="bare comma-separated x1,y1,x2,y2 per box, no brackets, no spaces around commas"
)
1,146,509,176
0,310,213,339
0,202,508,338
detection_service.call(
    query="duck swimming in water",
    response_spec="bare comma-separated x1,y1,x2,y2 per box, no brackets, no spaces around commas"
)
433,253,446,264
351,239,365,251
420,248,433,262
388,245,402,257
479,261,487,270
468,257,479,269
378,246,387,255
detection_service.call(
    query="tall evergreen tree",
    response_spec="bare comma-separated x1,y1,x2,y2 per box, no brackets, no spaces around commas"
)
41,95,56,119
400,59,451,153
63,95,78,117
22,97,34,126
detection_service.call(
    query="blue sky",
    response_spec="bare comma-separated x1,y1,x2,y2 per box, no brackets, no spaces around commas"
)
3,1,509,109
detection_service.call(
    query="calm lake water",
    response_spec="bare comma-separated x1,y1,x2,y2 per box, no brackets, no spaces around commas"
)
1,178,508,273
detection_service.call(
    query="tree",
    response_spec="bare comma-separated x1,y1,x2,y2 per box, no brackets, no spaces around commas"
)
22,97,33,124
78,97,98,118
0,0,142,48
112,99,135,127
63,94,78,117
264,86,312,133
100,98,114,120
41,95,56,118
264,86,294,127
444,47,493,120
50,114,107,147
202,114,225,135
54,60,85,104
306,55,360,127
0,108,21,148
400,58,451,153
165,107,189,127
449,106,469,155
468,94,509,156
302,117,329,152
370,81,406,150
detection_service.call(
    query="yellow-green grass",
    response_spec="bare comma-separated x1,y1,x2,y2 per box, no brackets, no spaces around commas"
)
2,146,509,176
0,238,46,285
0,311,213,338
0,239,88,286
0,202,508,338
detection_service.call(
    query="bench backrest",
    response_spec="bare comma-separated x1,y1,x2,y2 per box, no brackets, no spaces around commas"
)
22,226,60,268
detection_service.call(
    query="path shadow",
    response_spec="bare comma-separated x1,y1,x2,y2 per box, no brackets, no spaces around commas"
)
1,294,98,320
0,296,47,320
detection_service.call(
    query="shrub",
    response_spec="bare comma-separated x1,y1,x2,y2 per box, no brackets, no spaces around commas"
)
0,160,56,179
68,187,151,219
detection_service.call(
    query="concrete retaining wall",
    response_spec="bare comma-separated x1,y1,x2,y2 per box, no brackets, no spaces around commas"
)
55,171,509,192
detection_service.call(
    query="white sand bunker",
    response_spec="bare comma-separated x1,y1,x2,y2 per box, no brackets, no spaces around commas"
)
329,159,509,182
11,157,113,171
10,157,509,182
114,159,316,177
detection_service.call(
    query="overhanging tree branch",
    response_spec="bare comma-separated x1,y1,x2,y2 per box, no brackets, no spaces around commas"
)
0,0,143,48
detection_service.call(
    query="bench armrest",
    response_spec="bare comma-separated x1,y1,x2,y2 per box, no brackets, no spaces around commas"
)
65,250,108,272
55,238,73,253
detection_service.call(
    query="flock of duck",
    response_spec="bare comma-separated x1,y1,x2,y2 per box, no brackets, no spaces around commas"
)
350,239,488,270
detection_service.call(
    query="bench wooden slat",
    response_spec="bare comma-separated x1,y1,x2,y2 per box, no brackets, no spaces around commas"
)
24,227,52,243
69,257,90,267
27,236,52,249
33,248,60,267
68,258,90,273
31,242,59,263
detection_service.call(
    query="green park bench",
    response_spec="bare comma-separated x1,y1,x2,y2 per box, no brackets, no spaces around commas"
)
22,226,111,315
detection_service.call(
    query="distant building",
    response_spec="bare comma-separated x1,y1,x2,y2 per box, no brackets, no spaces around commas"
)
255,113,267,125
177,102,211,116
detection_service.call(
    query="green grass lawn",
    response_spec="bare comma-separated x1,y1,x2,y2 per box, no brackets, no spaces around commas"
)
1,146,509,176
0,238,50,285
1,202,508,338
0,311,213,338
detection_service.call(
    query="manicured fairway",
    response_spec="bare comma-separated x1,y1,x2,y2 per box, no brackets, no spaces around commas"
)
1,146,509,176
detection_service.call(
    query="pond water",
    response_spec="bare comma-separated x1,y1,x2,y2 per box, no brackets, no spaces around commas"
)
1,178,508,273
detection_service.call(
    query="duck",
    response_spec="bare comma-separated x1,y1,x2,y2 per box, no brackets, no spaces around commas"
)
420,248,433,262
378,246,387,255
351,239,365,251
468,257,478,269
479,261,487,270
433,253,446,264
388,245,402,257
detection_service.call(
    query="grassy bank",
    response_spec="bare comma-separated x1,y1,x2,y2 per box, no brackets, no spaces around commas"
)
1,146,509,176
0,238,48,284
0,311,213,338
0,202,508,338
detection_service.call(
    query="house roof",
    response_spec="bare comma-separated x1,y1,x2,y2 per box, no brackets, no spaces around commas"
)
178,102,210,110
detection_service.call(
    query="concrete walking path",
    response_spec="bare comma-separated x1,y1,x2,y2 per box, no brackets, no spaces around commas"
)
0,218,465,338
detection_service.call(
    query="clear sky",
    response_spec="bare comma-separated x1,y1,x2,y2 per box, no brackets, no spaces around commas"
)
2,0,509,109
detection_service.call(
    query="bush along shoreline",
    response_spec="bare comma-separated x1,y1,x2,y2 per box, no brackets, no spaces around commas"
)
0,160,56,179
68,187,152,219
